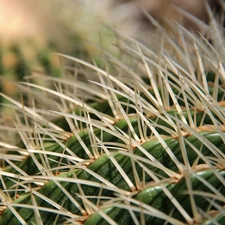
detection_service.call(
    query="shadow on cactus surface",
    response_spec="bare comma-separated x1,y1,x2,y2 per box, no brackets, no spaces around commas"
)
1,14,225,225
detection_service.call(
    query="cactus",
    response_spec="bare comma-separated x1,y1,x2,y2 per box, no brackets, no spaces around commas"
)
1,11,225,225
0,0,110,108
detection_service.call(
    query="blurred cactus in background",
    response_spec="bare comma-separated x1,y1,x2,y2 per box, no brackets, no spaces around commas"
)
0,0,112,106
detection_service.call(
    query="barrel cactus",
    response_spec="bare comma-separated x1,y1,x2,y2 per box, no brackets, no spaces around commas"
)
0,0,109,108
0,9,225,225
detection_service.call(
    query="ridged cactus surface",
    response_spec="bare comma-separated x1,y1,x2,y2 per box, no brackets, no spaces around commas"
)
0,22,225,225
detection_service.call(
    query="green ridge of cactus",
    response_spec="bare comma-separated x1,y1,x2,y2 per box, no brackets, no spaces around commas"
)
0,17,225,225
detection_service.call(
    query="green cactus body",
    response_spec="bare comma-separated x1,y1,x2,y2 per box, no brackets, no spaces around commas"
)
1,11,225,225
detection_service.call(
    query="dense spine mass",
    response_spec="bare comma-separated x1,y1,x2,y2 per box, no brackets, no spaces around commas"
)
0,7,225,225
